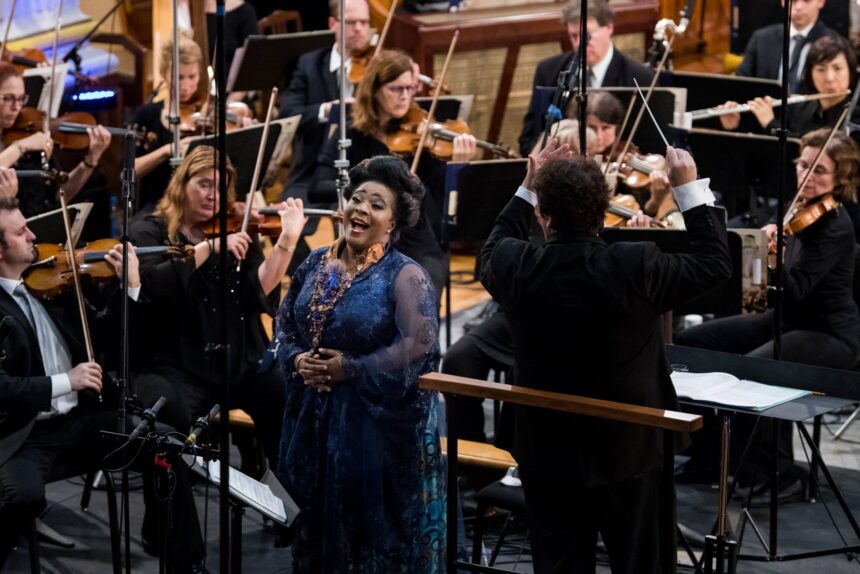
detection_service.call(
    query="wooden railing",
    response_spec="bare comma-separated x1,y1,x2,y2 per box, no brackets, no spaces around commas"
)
419,371,702,574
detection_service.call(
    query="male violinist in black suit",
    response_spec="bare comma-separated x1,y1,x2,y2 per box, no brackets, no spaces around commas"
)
518,0,654,155
478,141,731,572
0,198,203,571
735,0,836,93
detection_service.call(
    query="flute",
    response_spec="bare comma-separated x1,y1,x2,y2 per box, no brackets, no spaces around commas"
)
677,90,850,129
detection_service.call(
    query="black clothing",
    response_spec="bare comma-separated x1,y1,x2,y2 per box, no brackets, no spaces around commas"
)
736,20,836,85
676,204,859,484
477,193,731,568
0,286,203,569
313,127,449,302
761,97,860,138
127,102,173,212
129,214,285,465
16,153,64,218
205,2,259,74
519,49,654,155
279,46,339,205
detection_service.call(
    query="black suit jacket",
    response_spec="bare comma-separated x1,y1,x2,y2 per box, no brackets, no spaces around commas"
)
0,289,88,467
478,195,731,486
735,20,836,85
279,46,340,202
519,48,654,155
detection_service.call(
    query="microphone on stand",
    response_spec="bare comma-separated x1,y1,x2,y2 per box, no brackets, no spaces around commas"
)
183,403,220,452
128,396,166,442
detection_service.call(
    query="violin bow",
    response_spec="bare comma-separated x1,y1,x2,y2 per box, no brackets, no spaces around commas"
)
373,0,398,59
58,190,99,400
236,87,278,270
0,0,16,64
603,25,677,174
783,105,849,225
410,30,458,175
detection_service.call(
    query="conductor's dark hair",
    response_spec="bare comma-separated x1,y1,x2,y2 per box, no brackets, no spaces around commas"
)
533,157,609,234
344,155,424,242
802,35,858,95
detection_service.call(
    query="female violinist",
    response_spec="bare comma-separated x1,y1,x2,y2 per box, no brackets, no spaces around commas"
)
311,49,477,305
0,62,110,218
129,145,307,467
676,128,859,487
127,34,203,213
719,35,859,135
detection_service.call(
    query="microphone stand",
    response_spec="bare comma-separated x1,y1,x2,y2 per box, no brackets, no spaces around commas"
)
214,0,232,571
772,0,790,363
575,0,588,158
169,0,183,169
61,0,126,71
334,0,350,232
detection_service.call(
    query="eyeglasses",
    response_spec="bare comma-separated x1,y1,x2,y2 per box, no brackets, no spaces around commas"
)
793,159,834,177
336,18,370,27
0,94,28,105
383,84,416,97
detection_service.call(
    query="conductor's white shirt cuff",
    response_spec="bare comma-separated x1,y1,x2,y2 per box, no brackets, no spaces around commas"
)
672,178,716,212
515,186,538,207
51,374,71,398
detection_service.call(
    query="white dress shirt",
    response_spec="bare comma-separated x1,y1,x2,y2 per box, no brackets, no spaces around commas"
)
588,44,614,89
317,44,355,123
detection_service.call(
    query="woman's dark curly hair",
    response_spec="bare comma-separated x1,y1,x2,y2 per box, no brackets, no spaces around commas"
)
344,155,424,242
533,157,609,233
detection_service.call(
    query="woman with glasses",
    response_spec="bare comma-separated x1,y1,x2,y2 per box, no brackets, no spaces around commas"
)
719,35,859,135
310,49,477,305
0,61,111,218
676,128,859,489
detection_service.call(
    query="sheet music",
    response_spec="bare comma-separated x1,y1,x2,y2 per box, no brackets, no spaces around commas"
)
203,458,286,523
671,371,811,411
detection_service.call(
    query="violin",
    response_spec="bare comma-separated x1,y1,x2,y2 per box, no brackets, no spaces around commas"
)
1,47,46,72
603,193,670,229
24,239,192,300
201,203,336,238
616,152,667,190
386,106,516,160
2,108,137,151
784,193,838,237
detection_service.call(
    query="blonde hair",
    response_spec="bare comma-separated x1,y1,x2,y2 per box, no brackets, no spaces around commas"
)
155,146,236,243
159,31,203,79
352,49,414,135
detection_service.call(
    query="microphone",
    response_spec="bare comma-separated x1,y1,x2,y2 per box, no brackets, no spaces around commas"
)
128,396,166,442
183,403,220,451
677,0,696,34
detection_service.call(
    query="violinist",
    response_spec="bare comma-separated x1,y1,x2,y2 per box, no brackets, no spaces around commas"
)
676,129,860,490
129,145,306,470
127,33,203,213
0,197,205,570
278,0,370,210
311,49,477,304
719,35,859,136
0,62,111,218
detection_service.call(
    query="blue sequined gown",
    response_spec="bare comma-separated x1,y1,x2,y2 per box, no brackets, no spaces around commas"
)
266,245,445,573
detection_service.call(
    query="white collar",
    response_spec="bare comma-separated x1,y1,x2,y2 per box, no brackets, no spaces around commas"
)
589,43,614,88
329,44,352,73
790,21,815,39
0,276,24,297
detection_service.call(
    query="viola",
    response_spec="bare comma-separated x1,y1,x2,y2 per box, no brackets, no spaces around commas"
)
24,239,192,300
386,106,516,160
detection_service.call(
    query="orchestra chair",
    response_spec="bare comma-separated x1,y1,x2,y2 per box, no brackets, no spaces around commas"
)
212,409,268,478
258,10,303,35
723,53,743,75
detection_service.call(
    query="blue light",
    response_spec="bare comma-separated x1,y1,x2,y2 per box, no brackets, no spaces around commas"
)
71,90,116,102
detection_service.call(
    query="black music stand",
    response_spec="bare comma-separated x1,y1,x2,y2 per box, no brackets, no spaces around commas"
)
600,227,743,317
674,127,801,221
187,123,290,200
441,158,527,344
227,30,335,92
668,345,860,566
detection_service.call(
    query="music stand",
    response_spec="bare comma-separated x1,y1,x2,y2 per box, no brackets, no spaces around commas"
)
26,203,91,246
227,31,335,92
187,120,297,200
23,64,69,118
600,226,743,317
674,127,801,221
